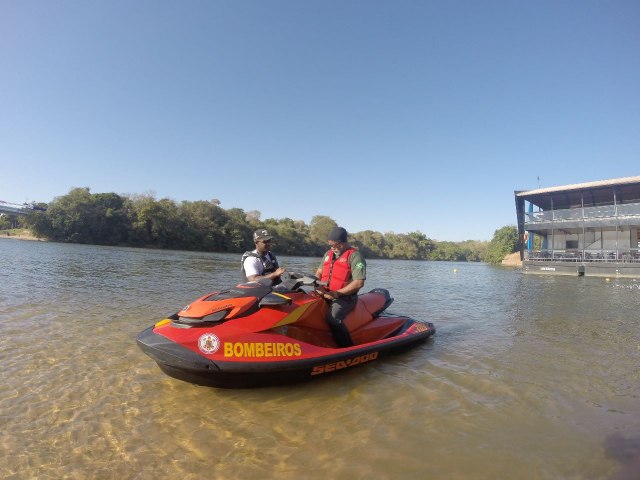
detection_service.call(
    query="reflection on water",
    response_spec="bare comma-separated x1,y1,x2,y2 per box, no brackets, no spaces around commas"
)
1,240,639,479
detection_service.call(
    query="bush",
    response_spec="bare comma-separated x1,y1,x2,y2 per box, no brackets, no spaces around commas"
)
484,226,519,265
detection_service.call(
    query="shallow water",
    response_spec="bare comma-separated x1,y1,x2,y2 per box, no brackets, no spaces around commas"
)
1,240,638,479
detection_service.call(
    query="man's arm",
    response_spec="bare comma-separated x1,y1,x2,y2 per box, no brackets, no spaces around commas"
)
247,267,285,282
322,278,364,300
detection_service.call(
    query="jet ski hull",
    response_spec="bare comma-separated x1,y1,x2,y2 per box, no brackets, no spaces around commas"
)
137,279,435,388
137,318,434,388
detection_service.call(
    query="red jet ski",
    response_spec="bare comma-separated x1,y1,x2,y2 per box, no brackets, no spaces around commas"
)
136,274,435,388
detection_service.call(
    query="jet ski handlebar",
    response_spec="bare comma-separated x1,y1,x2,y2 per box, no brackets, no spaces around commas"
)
275,272,321,293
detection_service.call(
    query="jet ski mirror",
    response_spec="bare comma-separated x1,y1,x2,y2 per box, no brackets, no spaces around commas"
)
276,272,319,292
259,292,292,307
256,278,273,287
174,309,230,326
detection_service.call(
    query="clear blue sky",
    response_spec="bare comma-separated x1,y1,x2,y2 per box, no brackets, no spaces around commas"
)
1,1,639,241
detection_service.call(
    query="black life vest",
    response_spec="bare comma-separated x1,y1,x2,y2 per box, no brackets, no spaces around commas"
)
241,251,279,281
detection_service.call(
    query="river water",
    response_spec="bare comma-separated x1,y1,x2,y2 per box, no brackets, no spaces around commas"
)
0,239,638,479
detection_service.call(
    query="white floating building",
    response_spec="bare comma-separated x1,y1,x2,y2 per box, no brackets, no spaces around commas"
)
515,176,640,277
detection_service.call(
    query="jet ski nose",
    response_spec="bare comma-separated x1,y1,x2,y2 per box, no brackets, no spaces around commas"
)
136,326,220,373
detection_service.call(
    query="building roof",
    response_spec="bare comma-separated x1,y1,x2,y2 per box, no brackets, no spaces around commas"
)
515,176,640,210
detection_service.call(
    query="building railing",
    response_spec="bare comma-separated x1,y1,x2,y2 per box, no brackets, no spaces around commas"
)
525,249,640,263
525,202,640,223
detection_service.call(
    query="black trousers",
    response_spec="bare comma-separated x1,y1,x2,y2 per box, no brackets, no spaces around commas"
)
326,295,356,347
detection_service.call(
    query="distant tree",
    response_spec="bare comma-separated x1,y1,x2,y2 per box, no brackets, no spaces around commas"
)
22,187,494,262
127,193,158,246
430,241,457,261
179,200,228,251
141,198,184,247
224,208,253,251
25,208,51,237
383,232,421,259
407,231,436,259
457,240,488,262
484,225,519,265
0,213,12,230
91,192,128,244
245,210,261,224
352,230,386,258
45,187,95,242
262,217,310,256
309,215,337,245
33,187,127,244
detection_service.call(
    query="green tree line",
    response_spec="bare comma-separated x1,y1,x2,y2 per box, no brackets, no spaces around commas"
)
13,188,519,263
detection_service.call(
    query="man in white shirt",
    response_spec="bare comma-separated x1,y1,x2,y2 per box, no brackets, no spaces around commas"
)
241,229,286,283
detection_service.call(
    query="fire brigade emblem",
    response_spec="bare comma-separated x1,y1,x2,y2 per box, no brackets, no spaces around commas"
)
198,333,220,354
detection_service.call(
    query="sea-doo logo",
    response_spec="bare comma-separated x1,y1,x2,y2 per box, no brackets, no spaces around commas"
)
414,323,430,333
212,303,233,311
224,342,302,358
310,352,379,376
198,333,220,354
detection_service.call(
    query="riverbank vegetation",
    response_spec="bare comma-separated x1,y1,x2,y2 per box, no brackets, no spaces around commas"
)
11,188,518,263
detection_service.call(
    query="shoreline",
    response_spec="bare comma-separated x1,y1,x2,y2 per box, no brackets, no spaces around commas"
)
0,230,44,242
501,251,522,267
0,231,519,265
